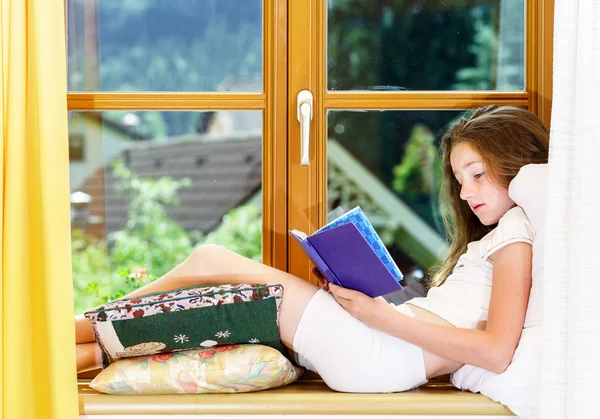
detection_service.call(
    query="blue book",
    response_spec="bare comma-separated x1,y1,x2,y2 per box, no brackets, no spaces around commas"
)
289,206,403,298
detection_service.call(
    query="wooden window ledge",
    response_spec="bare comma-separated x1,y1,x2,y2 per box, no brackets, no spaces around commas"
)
78,379,514,416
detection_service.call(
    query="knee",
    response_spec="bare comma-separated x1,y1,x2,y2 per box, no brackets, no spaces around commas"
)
192,243,227,259
188,244,227,267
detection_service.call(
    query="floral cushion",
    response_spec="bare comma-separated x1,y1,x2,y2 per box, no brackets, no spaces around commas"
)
84,284,286,368
89,344,303,394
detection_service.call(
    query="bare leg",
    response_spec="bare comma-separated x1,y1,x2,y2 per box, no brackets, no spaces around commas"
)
75,244,318,371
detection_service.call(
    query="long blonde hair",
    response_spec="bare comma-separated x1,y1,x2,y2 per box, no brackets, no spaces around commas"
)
428,105,549,289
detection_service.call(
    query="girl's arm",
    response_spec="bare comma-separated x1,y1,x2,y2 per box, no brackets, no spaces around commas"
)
328,241,532,374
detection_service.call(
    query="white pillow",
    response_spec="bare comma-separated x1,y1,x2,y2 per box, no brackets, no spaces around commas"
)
451,326,542,418
509,164,549,233
451,164,548,419
509,164,548,328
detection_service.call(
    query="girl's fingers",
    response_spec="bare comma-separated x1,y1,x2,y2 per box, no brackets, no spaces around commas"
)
328,283,359,299
311,267,330,291
331,293,351,310
315,276,328,289
311,267,325,279
328,283,343,295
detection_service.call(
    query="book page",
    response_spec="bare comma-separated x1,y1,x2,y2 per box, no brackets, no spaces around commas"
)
289,229,308,240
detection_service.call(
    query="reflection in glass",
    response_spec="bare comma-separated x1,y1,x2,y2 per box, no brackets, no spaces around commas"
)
68,111,263,313
328,0,525,91
327,110,466,302
67,0,263,91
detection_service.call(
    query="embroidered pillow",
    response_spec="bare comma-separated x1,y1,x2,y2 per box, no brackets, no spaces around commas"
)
84,284,286,368
89,344,303,394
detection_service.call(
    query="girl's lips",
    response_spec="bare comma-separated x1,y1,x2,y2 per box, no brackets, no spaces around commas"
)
472,204,484,212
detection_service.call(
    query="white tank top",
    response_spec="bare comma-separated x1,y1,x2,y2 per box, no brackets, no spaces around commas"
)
408,207,534,329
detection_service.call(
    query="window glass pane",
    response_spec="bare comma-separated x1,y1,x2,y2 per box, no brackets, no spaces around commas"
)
328,0,525,91
69,111,263,314
67,0,263,92
327,110,466,303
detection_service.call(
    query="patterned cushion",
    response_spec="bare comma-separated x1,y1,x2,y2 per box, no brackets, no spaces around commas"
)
84,284,286,368
89,344,303,394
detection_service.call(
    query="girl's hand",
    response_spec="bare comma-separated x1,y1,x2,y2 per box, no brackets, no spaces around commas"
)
311,267,330,291
328,283,392,328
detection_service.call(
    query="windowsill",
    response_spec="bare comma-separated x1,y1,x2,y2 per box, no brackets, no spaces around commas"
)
78,379,514,416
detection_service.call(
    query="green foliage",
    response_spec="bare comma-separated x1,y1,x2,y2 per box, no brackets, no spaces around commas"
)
204,202,262,262
110,159,204,274
325,1,491,206
392,124,441,198
328,1,480,91
453,18,498,90
71,229,111,313
391,123,444,232
454,5,524,91
71,159,200,313
71,159,262,314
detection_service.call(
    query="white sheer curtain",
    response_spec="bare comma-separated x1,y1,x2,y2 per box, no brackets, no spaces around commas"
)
541,1,600,418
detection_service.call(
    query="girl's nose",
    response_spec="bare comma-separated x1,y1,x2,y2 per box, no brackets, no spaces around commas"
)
460,183,474,200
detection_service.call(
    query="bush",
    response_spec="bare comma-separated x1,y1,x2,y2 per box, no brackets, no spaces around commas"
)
72,159,262,314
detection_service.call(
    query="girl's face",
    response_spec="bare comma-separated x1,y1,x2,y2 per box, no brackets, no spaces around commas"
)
450,142,515,226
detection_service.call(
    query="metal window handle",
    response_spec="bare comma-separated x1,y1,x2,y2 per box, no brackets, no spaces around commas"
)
297,90,313,166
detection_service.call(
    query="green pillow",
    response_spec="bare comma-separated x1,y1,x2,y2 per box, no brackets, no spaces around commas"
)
84,283,286,368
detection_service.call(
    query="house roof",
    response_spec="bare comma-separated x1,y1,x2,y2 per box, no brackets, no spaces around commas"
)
79,133,262,236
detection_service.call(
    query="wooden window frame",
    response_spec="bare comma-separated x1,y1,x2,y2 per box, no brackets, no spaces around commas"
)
287,0,554,278
70,0,553,413
66,0,554,270
66,0,289,270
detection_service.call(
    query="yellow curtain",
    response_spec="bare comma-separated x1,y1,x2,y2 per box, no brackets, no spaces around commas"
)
1,0,78,418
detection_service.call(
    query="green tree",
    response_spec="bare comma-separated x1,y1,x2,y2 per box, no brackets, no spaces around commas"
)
453,18,498,90
71,159,202,313
326,0,485,198
71,159,262,314
71,229,112,313
109,159,203,275
392,123,444,230
204,203,262,262
392,124,441,198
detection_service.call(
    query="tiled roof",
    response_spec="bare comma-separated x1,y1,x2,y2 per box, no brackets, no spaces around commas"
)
79,134,262,237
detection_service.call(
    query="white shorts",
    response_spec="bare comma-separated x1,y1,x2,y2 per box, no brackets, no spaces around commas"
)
292,289,428,393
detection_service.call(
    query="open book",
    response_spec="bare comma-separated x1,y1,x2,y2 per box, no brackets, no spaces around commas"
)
289,206,403,298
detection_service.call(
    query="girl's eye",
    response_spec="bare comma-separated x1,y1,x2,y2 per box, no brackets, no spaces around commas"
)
474,172,485,180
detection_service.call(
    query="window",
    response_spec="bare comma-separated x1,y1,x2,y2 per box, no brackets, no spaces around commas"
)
67,0,553,312
286,0,553,292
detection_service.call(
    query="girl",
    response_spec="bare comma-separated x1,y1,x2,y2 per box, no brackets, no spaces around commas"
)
75,105,549,393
